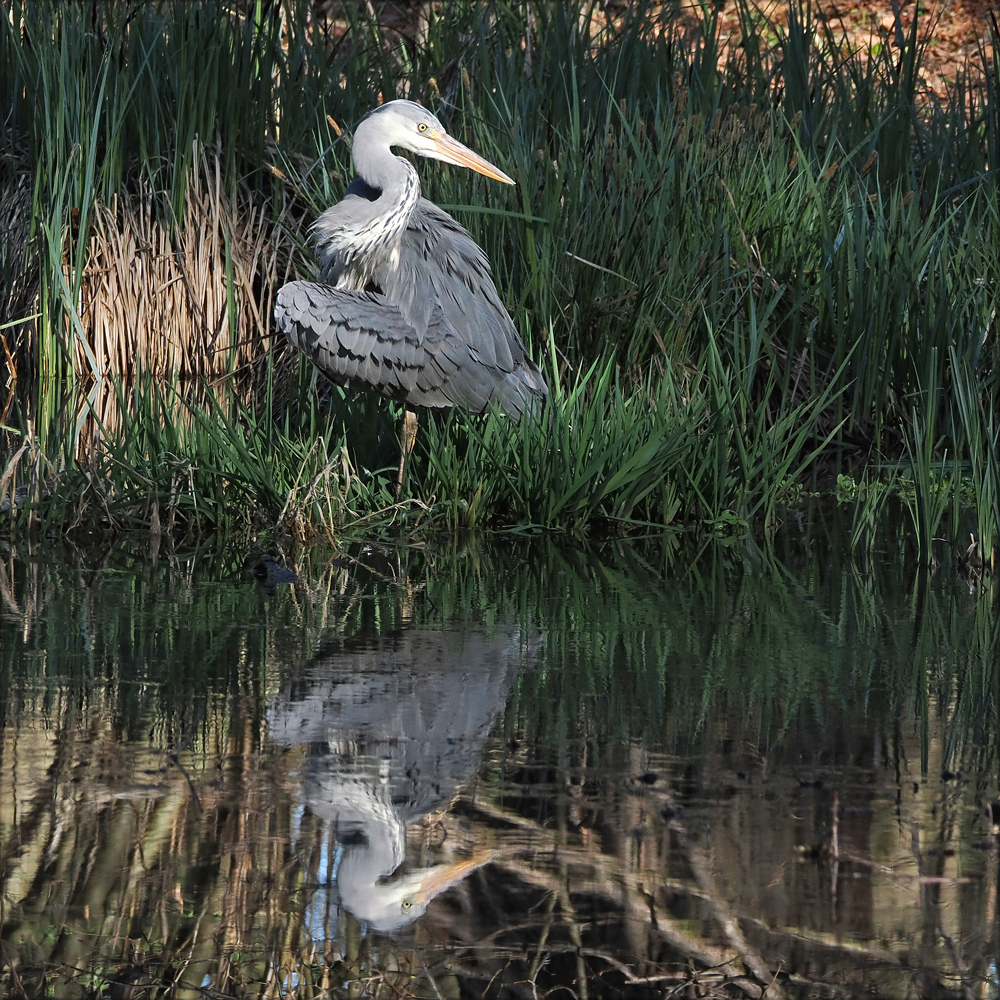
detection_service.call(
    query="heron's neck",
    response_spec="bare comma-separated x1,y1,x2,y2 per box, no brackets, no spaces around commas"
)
315,144,421,286
325,147,419,284
353,146,421,230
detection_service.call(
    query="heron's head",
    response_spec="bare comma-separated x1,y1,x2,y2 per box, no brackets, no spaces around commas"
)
360,100,514,185
339,848,496,934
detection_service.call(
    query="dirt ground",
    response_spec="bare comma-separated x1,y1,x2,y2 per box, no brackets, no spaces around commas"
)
709,0,995,95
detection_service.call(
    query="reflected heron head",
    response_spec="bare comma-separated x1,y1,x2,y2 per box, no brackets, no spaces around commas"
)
339,848,494,934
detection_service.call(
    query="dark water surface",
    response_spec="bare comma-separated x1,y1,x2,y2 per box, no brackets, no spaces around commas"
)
1,534,997,999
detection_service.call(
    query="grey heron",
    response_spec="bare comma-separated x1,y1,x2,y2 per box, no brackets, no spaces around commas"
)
274,100,549,486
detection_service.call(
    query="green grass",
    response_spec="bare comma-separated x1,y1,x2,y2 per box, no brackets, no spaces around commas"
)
1,0,999,560
0,342,840,540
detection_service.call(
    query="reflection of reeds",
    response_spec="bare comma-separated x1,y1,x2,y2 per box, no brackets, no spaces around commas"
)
0,539,997,998
2,712,992,999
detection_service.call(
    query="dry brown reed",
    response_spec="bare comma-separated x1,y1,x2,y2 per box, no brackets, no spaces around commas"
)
0,139,304,466
74,140,279,381
3,142,292,404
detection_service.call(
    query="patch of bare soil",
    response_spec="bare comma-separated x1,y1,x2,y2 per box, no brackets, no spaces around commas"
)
701,1,994,98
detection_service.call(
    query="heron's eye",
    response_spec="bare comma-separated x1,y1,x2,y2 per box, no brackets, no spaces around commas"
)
417,123,428,132
402,900,412,908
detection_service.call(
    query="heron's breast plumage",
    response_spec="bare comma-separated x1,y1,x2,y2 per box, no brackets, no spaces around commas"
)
314,167,419,290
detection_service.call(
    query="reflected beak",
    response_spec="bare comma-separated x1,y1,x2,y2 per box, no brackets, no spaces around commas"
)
410,849,495,904
429,132,515,185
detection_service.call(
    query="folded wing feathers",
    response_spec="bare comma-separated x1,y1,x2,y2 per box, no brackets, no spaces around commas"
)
276,276,546,419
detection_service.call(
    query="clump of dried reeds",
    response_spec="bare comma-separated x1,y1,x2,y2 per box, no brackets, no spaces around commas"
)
76,140,278,380
0,158,35,414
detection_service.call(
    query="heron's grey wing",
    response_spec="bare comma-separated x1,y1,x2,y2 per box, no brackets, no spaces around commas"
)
276,280,521,411
378,200,549,417
276,281,427,404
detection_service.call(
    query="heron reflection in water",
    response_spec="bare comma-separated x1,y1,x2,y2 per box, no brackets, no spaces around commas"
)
268,627,531,933
274,100,548,485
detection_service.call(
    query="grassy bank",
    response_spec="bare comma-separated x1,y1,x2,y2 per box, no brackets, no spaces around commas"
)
1,1,998,563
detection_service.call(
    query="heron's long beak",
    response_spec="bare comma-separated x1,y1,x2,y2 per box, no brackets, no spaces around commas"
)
409,849,496,904
430,132,515,185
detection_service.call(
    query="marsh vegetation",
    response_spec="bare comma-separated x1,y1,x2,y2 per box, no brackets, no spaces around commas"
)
0,0,997,565
2,6,998,997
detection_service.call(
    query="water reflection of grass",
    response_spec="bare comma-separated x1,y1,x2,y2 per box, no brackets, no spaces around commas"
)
1,3,999,560
0,536,996,996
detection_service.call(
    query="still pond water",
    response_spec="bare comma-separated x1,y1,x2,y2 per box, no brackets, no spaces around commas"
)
0,530,997,999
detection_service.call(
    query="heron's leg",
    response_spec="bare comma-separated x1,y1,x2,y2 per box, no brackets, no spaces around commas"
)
396,408,419,490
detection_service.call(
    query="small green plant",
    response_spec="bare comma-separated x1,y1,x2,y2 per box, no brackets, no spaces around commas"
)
836,474,859,503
